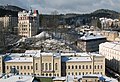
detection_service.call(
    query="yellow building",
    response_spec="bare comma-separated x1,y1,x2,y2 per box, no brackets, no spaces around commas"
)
0,50,105,77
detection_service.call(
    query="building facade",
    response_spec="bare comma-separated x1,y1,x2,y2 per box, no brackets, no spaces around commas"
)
0,51,105,77
18,10,39,37
77,34,106,52
0,15,18,33
99,42,120,73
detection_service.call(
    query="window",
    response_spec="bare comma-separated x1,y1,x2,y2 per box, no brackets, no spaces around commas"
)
72,65,74,69
68,65,70,69
68,72,70,75
42,63,44,70
94,65,96,69
75,65,77,69
49,73,51,76
98,65,99,69
24,66,26,69
101,65,102,69
82,65,84,69
72,72,74,75
79,65,81,69
75,72,77,75
7,66,9,69
45,63,48,70
49,63,51,70
89,65,91,69
36,63,38,70
17,66,19,69
79,72,81,75
86,65,88,69
28,66,29,69
31,66,33,69
55,63,57,70
21,66,22,69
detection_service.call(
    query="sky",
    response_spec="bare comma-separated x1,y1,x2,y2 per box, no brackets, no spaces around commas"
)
0,0,120,14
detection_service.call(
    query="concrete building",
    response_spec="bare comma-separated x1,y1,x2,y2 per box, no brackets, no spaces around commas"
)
0,15,18,33
0,50,105,77
99,42,120,73
18,10,39,37
77,34,106,52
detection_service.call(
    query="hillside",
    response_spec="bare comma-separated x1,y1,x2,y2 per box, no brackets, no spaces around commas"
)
0,5,25,17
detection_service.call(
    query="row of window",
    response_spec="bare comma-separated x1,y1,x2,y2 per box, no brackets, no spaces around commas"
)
41,63,58,71
67,72,103,75
42,73,59,77
6,66,33,70
67,65,103,69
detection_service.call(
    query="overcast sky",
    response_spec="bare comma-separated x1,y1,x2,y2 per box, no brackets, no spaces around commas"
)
0,0,120,14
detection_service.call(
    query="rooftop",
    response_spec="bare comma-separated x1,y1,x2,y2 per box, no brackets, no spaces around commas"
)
5,57,33,63
100,41,120,51
62,56,92,62
0,75,34,82
80,34,106,40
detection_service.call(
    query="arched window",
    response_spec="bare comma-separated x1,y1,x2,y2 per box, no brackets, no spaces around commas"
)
79,65,81,69
98,65,99,69
94,65,96,69
72,65,74,69
75,65,77,69
86,65,88,69
68,65,70,69
82,65,84,69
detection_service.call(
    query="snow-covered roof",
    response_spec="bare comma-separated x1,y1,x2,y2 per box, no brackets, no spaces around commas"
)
53,77,66,81
65,74,118,82
0,75,34,82
5,57,33,63
34,31,50,38
62,56,92,62
25,50,41,57
80,34,106,40
100,42,120,51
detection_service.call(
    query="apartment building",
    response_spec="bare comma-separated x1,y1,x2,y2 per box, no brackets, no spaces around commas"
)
99,42,120,73
0,50,105,77
77,34,106,52
18,10,39,37
0,15,18,33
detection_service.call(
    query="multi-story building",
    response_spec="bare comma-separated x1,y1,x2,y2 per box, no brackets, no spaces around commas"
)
99,42,120,73
0,15,18,33
0,50,105,77
77,34,106,52
100,31,119,41
18,10,39,37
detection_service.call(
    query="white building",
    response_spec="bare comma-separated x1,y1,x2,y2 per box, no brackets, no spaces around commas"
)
99,42,120,73
18,10,39,37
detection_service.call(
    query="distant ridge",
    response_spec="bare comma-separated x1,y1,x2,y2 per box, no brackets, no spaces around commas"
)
90,9,120,18
0,5,26,17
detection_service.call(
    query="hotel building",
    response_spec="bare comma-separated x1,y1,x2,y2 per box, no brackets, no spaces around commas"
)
18,10,39,37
